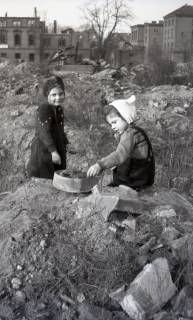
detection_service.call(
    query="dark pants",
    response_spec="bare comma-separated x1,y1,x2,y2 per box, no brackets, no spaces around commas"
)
113,157,155,190
27,138,66,179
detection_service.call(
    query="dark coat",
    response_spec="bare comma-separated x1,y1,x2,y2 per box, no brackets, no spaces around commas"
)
27,103,68,179
98,125,155,190
113,125,155,190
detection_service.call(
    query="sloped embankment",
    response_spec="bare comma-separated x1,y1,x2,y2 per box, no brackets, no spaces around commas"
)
1,180,193,319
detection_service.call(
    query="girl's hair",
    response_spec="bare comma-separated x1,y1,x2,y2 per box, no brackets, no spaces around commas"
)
43,76,65,97
103,104,124,120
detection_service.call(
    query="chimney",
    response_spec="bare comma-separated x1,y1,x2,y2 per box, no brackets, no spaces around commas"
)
53,20,57,33
34,7,37,17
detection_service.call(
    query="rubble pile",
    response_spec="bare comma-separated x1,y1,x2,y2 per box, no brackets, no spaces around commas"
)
1,62,193,319
1,180,193,319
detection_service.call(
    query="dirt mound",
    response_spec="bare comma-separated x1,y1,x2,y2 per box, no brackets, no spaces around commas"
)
1,179,193,319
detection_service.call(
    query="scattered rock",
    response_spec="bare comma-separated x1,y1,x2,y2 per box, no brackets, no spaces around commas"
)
173,286,193,319
14,290,26,304
120,258,177,320
170,235,193,262
11,277,22,290
78,303,113,320
153,311,173,320
139,236,157,255
161,226,180,245
10,110,23,118
152,205,176,219
118,184,139,199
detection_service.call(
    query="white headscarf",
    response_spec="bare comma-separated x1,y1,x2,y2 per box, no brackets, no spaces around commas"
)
109,95,136,124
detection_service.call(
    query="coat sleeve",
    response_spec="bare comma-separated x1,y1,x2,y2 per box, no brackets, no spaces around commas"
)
97,130,135,169
37,104,57,153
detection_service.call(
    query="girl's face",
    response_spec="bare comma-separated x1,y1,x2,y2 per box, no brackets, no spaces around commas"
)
106,114,128,135
48,87,65,106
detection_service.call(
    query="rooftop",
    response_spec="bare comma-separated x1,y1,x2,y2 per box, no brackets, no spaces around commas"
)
131,24,144,28
144,20,164,26
164,4,193,18
0,16,40,19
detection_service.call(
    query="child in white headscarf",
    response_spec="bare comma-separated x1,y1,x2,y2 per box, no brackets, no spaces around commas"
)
87,95,155,190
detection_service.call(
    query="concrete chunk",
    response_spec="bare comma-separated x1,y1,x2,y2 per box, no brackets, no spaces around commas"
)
119,185,139,199
120,258,177,320
170,235,193,262
152,205,176,218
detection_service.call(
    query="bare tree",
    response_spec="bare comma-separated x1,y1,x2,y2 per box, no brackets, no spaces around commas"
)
82,0,132,60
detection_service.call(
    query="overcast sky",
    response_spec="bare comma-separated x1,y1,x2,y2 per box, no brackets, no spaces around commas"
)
0,0,191,30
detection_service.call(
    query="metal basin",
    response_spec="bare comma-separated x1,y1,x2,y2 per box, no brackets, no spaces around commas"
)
53,170,100,193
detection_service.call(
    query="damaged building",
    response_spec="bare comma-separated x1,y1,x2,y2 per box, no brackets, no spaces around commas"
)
0,8,92,65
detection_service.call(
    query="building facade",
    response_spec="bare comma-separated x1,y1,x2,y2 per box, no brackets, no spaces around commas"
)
144,21,163,61
0,16,45,63
130,25,144,47
0,12,93,64
163,4,193,61
130,21,163,62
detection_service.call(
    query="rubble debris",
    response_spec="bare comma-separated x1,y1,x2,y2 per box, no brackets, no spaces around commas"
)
119,184,139,199
152,205,177,219
153,311,173,320
77,188,155,221
138,236,157,255
78,303,113,320
170,235,193,262
161,226,180,245
117,258,176,320
173,286,193,319
14,290,26,304
11,278,22,290
14,86,24,95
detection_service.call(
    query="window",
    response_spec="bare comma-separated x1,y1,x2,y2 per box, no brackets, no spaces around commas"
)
14,34,21,46
15,53,21,59
43,38,51,47
58,37,66,47
27,20,35,27
13,20,21,27
29,53,35,62
44,53,50,59
0,20,6,27
0,30,7,44
1,53,7,58
28,34,35,46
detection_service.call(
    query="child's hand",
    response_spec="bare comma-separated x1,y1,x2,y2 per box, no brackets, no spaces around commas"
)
51,151,61,165
87,163,101,177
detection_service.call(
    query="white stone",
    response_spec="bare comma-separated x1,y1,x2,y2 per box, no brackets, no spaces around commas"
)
11,277,22,289
153,205,176,218
120,258,177,320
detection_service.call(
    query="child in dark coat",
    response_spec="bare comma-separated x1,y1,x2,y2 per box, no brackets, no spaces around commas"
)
87,95,155,190
27,76,68,179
